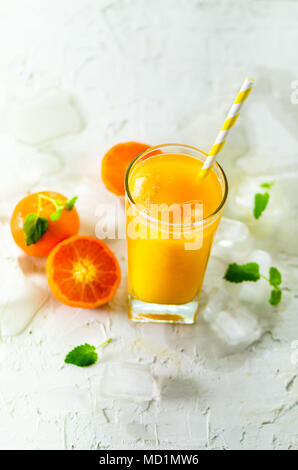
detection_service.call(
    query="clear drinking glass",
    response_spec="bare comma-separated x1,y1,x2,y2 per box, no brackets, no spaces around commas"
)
125,143,228,324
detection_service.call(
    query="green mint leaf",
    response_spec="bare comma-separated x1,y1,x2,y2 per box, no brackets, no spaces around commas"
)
254,192,270,219
65,343,98,367
64,339,111,367
269,267,282,287
64,196,78,211
23,214,49,246
224,262,260,283
269,288,282,306
260,182,274,189
50,209,63,221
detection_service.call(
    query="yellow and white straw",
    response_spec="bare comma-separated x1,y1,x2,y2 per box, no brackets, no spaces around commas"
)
200,77,254,176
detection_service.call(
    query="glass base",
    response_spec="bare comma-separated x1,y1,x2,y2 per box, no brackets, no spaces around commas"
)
128,296,199,324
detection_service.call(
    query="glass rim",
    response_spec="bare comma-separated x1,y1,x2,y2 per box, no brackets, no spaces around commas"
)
125,143,229,228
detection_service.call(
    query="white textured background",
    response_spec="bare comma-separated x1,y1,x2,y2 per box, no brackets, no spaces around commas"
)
0,0,298,450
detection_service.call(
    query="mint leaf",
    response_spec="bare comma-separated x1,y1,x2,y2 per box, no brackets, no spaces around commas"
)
50,208,63,221
23,214,49,246
269,267,282,287
254,192,270,219
65,343,98,367
64,196,78,211
269,288,282,306
224,260,283,308
260,182,274,189
64,338,111,367
224,262,260,283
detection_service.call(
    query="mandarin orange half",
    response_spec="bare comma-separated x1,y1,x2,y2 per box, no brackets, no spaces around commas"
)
46,235,121,309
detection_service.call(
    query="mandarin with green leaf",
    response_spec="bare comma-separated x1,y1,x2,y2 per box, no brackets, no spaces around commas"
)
10,191,80,257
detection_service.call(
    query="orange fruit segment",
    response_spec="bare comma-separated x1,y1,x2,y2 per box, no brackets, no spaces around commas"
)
101,141,150,196
46,235,121,309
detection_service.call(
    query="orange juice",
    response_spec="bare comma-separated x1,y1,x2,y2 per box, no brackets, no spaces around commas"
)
125,144,228,323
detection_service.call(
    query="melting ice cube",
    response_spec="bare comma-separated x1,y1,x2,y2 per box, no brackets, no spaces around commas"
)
202,289,261,347
272,172,298,255
224,176,288,240
277,219,298,256
213,217,252,263
209,309,261,347
99,363,159,401
203,256,226,295
225,170,298,255
8,90,83,144
0,259,48,336
237,250,272,304
225,250,273,305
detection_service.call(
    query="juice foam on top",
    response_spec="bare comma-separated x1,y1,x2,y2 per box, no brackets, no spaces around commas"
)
128,153,223,219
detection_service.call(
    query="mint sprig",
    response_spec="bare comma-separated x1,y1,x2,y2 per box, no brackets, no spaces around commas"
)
253,181,275,219
23,214,49,246
254,192,270,219
224,262,283,306
64,339,111,367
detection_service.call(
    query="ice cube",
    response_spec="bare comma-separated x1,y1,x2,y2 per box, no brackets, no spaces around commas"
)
224,175,288,240
237,280,271,306
0,258,48,336
8,90,83,144
224,178,259,220
225,171,298,255
99,363,159,402
252,194,289,241
202,289,228,322
203,256,226,295
277,254,298,294
202,289,261,347
268,172,298,255
210,309,261,346
249,249,272,270
213,217,252,263
227,250,272,305
275,208,298,256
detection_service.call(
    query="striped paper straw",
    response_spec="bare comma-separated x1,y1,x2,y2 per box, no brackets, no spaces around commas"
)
200,77,254,175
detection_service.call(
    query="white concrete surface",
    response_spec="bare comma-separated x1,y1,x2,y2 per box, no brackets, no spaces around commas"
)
0,0,298,450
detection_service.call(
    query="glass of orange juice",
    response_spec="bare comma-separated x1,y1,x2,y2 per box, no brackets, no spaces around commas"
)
125,144,228,324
